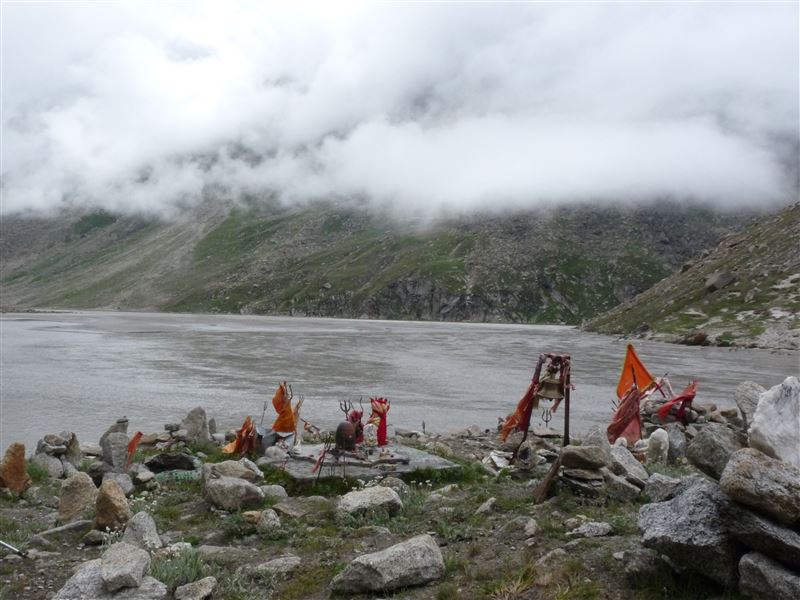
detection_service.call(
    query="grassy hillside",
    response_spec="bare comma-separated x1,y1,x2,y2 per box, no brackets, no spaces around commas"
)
1,201,747,325
585,203,800,350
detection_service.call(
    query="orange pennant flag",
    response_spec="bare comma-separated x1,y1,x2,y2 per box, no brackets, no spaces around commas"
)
616,344,655,399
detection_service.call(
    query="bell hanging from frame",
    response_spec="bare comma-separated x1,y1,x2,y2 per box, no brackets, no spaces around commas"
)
537,374,564,400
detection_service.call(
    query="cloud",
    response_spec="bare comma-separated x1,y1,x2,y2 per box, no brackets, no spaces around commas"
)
1,1,797,216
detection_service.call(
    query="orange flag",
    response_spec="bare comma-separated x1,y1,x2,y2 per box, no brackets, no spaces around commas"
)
616,344,655,399
271,382,296,433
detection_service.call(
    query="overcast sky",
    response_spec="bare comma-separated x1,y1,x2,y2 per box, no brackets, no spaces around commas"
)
1,1,798,217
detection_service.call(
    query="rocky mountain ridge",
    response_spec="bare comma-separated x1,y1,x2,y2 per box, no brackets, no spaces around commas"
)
0,201,748,326
585,202,800,350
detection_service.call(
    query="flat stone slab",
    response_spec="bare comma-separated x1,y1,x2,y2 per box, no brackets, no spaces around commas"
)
260,444,457,481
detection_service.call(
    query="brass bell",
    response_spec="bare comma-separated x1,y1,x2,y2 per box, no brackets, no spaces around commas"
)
537,375,564,400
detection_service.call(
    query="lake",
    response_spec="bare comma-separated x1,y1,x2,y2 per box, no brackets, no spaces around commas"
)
1,311,797,452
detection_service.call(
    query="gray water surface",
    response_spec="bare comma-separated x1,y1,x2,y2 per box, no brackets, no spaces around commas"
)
1,311,797,452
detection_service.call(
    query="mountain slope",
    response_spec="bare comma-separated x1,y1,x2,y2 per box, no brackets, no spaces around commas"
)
1,201,748,325
585,202,800,350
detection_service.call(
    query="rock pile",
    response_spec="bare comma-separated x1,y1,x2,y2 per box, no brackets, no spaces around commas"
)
637,376,800,599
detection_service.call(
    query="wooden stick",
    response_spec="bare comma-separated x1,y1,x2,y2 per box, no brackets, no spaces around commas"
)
532,455,562,504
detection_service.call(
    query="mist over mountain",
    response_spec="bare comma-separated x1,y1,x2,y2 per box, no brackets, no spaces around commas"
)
2,2,798,217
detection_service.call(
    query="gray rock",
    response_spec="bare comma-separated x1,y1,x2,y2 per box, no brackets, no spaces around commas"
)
204,476,265,511
623,546,675,588
99,418,129,449
560,445,608,470
175,576,217,600
638,481,741,587
63,432,83,467
53,558,166,600
646,429,669,465
722,502,800,568
665,424,687,465
566,521,613,538
253,555,301,577
273,496,330,518
37,519,93,542
501,516,540,540
103,472,134,497
88,460,113,486
475,497,495,514
330,534,444,593
610,445,649,482
602,469,640,503
82,442,103,457
644,473,684,503
735,382,766,430
101,542,151,592
748,376,800,468
196,545,252,566
59,472,97,524
582,426,613,465
259,484,288,501
101,432,130,472
202,460,263,483
379,476,410,498
122,512,162,551
61,457,79,478
686,422,744,479
207,418,217,436
705,270,735,292
337,486,403,517
256,509,281,533
32,453,64,478
562,468,604,481
719,448,800,525
180,407,212,445
739,552,800,600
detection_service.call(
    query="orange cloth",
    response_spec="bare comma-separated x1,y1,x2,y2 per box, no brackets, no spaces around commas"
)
271,382,296,433
223,416,257,456
500,380,539,441
607,386,643,445
616,344,655,400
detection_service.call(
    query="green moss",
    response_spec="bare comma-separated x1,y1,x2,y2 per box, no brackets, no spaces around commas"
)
73,210,117,236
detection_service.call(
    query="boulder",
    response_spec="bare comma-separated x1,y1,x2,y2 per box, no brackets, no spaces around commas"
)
665,424,687,465
63,432,83,467
748,376,800,467
144,453,197,473
622,546,675,588
203,476,264,511
122,512,162,551
180,407,212,445
273,496,331,518
719,448,800,525
609,445,649,482
602,469,640,503
735,381,766,430
646,429,669,464
94,479,132,531
560,445,608,470
566,521,613,538
582,426,613,465
175,576,217,600
739,552,800,600
337,487,403,517
103,472,134,497
253,555,300,578
705,270,735,292
53,558,166,600
330,534,444,593
686,422,744,479
500,516,540,540
202,459,263,483
256,509,281,533
32,452,64,478
101,542,151,592
638,481,742,587
721,502,800,568
0,442,32,494
99,418,129,449
643,473,682,503
379,477,410,498
59,472,98,524
259,484,289,502
101,432,129,472
88,460,113,486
